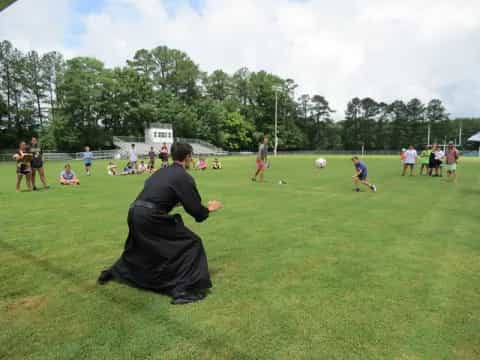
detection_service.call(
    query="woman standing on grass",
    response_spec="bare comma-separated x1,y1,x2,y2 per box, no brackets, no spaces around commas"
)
30,136,49,190
13,141,33,192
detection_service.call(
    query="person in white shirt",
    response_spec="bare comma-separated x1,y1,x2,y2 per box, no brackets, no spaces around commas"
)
129,144,138,169
432,145,445,177
402,145,418,176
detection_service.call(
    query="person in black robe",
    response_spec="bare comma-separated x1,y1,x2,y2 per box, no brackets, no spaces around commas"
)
98,143,222,305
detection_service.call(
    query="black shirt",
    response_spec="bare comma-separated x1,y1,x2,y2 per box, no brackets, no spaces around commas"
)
137,163,209,222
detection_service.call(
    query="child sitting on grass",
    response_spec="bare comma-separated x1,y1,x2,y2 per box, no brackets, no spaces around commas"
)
107,162,117,176
197,157,207,171
121,162,136,175
212,158,222,170
60,164,80,185
137,160,147,174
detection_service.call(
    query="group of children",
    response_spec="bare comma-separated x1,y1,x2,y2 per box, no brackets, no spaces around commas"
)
194,157,222,171
14,136,460,193
107,160,155,176
400,142,460,181
350,141,460,193
13,138,225,191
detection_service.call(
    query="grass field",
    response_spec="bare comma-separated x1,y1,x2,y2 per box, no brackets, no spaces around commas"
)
1,155,479,359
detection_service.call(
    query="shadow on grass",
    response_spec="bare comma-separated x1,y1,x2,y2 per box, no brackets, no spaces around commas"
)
0,239,253,359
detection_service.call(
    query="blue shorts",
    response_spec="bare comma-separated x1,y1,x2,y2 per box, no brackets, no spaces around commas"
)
358,172,367,181
85,162,92,167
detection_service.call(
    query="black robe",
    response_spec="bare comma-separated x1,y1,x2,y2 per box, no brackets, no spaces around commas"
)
109,163,212,296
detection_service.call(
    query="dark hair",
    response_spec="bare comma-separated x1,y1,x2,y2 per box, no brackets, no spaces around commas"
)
171,143,193,161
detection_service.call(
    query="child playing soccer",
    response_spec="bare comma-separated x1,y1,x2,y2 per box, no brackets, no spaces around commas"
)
352,156,376,192
83,146,94,176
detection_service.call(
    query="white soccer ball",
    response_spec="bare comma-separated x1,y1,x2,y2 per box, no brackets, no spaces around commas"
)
315,158,327,169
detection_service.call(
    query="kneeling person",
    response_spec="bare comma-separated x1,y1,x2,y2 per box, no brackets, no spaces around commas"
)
98,143,222,305
352,156,376,192
60,164,80,185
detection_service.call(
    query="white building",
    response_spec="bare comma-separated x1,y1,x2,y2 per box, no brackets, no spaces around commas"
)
145,123,174,145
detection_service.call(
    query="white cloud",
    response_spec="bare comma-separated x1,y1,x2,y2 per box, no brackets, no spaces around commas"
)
2,0,480,118
0,0,76,58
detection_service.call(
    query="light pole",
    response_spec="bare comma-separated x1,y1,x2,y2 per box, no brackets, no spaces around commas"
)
272,85,282,156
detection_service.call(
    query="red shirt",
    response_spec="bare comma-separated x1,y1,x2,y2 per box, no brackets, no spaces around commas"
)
446,148,459,164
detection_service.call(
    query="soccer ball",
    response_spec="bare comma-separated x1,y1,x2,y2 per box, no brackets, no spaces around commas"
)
315,158,327,169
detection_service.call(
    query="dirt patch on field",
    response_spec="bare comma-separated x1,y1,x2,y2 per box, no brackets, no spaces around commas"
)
5,295,47,312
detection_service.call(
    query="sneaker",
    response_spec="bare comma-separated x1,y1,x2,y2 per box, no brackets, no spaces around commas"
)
355,188,360,192
371,184,377,192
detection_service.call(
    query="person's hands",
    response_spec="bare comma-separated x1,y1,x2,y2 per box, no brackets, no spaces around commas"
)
208,200,223,212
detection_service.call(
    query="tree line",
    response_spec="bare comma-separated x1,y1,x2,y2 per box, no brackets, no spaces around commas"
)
1,39,479,152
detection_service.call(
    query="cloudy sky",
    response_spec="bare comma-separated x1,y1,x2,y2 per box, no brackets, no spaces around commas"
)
1,0,479,118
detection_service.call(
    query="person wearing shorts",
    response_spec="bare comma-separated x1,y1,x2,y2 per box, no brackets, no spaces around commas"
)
419,145,431,176
30,137,49,190
428,144,437,176
402,145,418,176
252,137,268,182
160,143,169,168
445,142,459,182
83,146,94,176
13,141,33,192
352,156,376,192
432,145,445,177
148,146,156,171
400,148,406,168
129,144,138,169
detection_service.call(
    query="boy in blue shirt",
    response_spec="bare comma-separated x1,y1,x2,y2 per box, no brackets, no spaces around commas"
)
352,156,376,192
83,146,94,176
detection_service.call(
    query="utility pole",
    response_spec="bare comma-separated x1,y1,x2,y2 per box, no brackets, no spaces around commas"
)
427,124,431,146
272,85,282,157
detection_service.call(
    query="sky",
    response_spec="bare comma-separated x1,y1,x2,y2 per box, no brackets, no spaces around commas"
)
1,0,480,119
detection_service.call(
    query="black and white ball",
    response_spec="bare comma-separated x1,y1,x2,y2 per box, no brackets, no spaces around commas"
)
315,158,327,169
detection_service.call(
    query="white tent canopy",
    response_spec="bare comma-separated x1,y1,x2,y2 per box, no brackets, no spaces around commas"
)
467,131,480,156
467,132,480,142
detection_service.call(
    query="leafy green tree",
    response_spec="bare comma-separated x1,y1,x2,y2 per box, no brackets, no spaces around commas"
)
41,51,64,123
203,69,231,101
57,57,107,149
24,50,47,126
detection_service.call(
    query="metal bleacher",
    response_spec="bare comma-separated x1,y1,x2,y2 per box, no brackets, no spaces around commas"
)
113,136,227,157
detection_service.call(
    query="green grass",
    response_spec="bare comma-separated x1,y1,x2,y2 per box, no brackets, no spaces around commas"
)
1,155,479,359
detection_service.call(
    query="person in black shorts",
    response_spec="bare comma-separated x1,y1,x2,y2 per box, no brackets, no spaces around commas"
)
148,146,156,171
159,142,169,168
13,141,33,192
30,137,49,190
